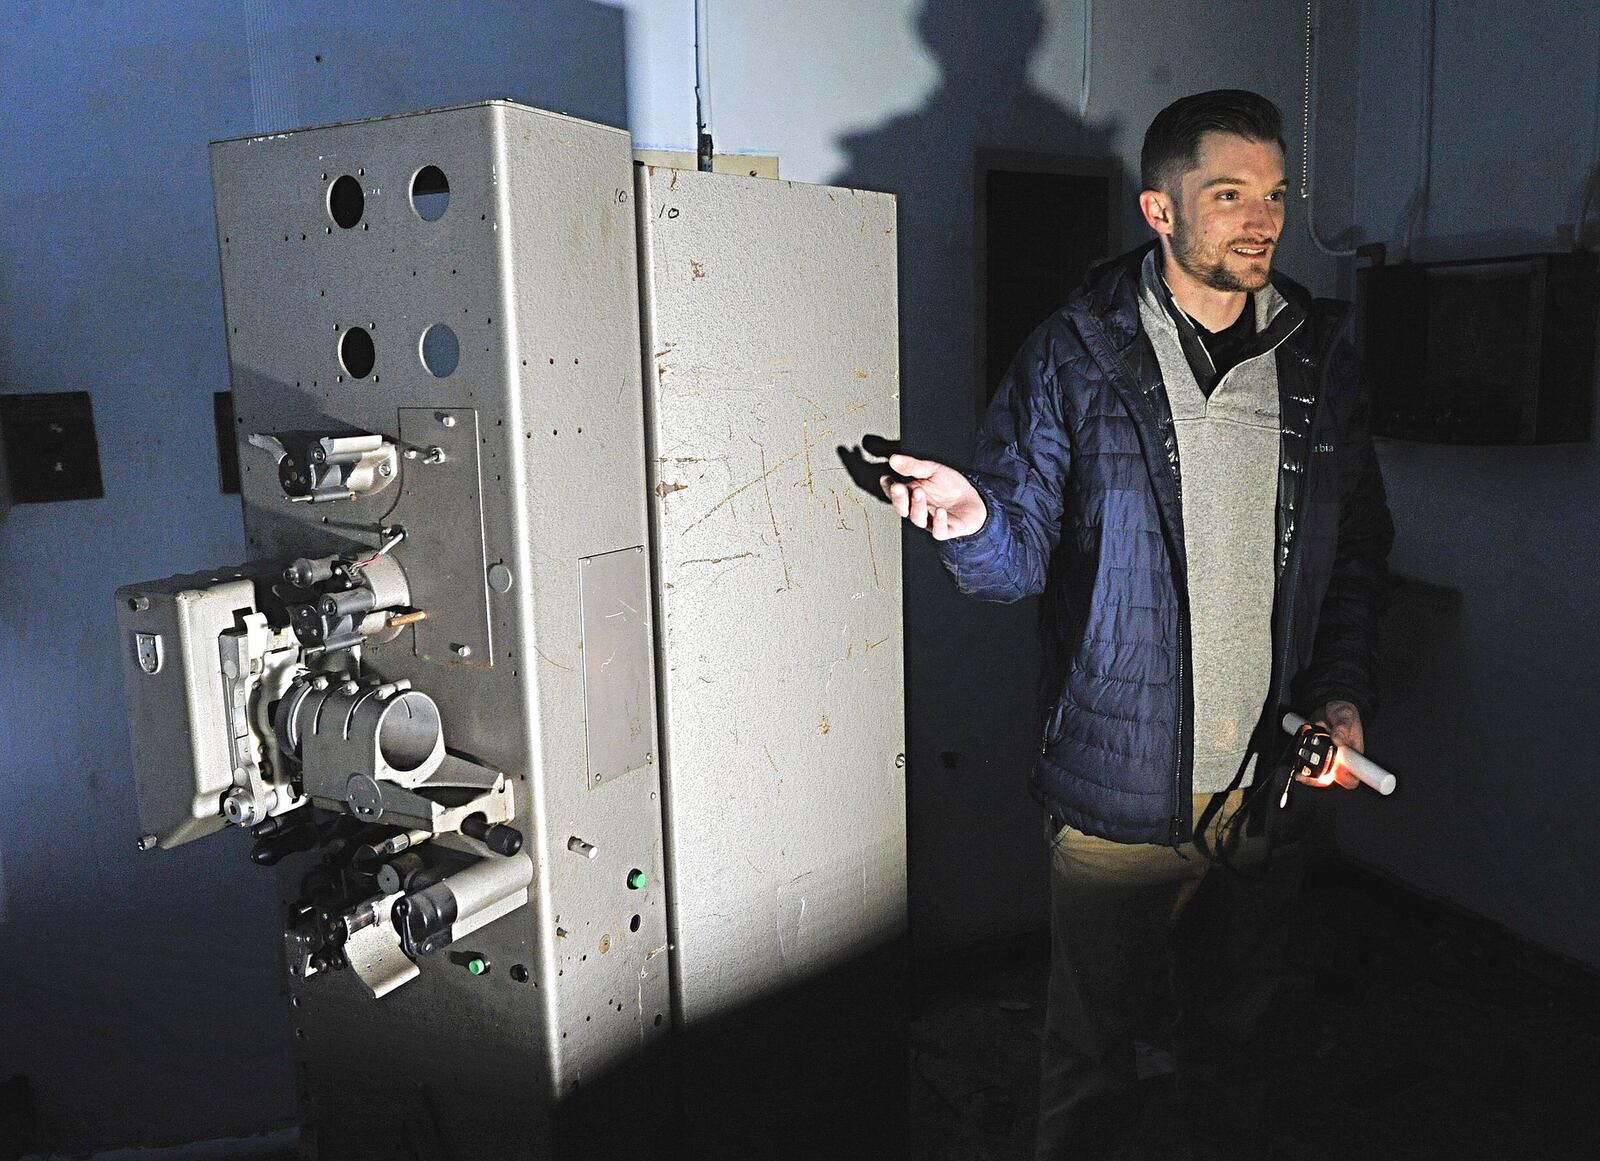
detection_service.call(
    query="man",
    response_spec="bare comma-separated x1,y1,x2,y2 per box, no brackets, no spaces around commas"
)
882,91,1393,1159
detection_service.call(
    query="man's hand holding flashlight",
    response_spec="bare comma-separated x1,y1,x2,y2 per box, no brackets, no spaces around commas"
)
1311,699,1364,789
1293,699,1383,792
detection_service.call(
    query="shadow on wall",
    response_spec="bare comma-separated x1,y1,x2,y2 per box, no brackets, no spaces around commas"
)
829,0,1130,955
833,0,1122,456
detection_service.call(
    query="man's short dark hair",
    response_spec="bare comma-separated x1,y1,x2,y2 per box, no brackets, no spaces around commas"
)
1140,90,1285,194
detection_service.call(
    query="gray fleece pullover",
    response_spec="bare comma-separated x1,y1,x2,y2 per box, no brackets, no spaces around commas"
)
1137,250,1297,793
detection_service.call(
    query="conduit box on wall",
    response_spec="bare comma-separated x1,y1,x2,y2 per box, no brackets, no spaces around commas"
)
0,391,105,503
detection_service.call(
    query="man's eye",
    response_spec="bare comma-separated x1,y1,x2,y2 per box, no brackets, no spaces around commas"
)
1217,190,1237,201
1267,191,1285,203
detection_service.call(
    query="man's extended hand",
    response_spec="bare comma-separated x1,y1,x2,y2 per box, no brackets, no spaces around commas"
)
879,454,988,541
1304,699,1364,790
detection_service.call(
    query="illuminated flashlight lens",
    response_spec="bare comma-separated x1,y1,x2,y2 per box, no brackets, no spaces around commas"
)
1319,749,1353,787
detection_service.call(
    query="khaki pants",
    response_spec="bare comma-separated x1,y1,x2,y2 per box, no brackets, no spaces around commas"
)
1035,792,1309,1161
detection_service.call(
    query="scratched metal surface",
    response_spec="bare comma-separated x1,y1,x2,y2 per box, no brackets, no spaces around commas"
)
212,103,670,1157
636,165,907,1023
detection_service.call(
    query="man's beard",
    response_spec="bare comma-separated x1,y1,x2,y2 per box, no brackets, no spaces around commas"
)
1170,212,1272,293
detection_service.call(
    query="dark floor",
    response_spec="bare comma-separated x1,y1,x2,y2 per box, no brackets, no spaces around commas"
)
11,859,1597,1159
908,858,1600,1161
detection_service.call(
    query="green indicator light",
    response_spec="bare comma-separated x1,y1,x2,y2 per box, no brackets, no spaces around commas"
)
467,957,488,976
627,869,648,890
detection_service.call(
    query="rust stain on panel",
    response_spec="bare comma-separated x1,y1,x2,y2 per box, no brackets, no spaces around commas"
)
683,444,815,533
847,491,880,587
756,442,793,590
794,391,828,421
680,552,757,566
830,488,852,531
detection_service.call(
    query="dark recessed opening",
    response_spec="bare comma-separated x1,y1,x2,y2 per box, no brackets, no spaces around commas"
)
1358,253,1598,444
212,392,240,493
629,913,641,932
340,327,376,379
411,165,451,221
328,175,364,229
979,156,1115,416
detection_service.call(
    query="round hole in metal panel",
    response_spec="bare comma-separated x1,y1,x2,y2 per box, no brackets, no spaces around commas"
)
339,327,375,379
411,165,450,221
420,324,460,378
328,175,364,229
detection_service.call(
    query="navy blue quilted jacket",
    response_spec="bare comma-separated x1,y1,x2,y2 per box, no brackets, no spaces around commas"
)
940,244,1393,845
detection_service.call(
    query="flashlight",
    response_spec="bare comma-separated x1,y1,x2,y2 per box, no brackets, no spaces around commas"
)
1281,712,1397,796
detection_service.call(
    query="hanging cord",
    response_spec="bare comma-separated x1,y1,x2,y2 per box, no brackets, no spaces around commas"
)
1191,712,1297,880
1577,7,1600,248
1300,0,1357,258
1401,0,1438,260
1078,0,1093,120
1298,0,1314,201
1191,758,1278,880
694,0,714,171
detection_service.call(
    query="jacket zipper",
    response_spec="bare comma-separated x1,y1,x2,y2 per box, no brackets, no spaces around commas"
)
1169,440,1189,845
1272,454,1310,810
1170,638,1185,844
1273,344,1334,807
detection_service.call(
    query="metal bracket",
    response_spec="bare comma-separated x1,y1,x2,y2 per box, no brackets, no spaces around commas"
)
337,753,515,834
344,891,421,999
218,612,305,828
390,408,493,667
248,432,399,504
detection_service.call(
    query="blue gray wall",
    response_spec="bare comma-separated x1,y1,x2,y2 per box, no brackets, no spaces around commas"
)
1333,0,1600,970
29,0,1585,1151
0,2,641,1150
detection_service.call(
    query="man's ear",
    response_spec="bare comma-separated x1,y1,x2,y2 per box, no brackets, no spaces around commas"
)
1139,189,1174,238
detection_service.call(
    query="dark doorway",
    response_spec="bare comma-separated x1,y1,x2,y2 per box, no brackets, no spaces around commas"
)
977,152,1118,415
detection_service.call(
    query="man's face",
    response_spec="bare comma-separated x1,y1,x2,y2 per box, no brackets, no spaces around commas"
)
1165,132,1287,293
